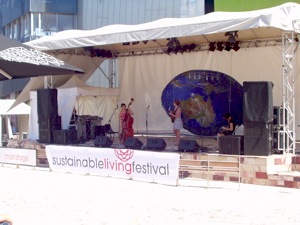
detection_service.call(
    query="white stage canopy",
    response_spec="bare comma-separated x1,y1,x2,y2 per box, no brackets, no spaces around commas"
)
26,2,300,52
18,2,300,139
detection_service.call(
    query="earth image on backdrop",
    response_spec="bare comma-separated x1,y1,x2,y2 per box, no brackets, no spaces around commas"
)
161,70,243,136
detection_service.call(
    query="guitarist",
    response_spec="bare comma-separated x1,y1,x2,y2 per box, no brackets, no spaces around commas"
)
169,99,183,146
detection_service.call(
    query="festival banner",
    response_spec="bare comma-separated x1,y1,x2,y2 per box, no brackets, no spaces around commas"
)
0,147,36,166
46,145,180,186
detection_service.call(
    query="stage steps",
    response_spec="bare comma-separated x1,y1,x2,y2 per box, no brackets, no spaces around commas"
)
179,153,300,189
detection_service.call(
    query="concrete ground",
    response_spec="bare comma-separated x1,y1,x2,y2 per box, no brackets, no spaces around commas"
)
1,165,300,225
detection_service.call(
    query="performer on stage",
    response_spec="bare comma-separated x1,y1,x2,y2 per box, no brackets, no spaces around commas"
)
169,99,183,146
217,113,236,137
119,99,134,144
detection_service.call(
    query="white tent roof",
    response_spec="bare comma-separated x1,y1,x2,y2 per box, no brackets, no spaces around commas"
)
26,2,300,55
58,75,119,96
0,100,30,115
56,76,119,130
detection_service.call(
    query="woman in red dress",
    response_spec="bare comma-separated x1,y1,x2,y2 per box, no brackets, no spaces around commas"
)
119,101,134,144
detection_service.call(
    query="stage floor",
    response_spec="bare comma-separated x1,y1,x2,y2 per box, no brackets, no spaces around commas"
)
75,133,300,155
76,133,219,152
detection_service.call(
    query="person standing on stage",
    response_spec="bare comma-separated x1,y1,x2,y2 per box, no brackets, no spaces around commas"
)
119,101,134,144
169,99,183,146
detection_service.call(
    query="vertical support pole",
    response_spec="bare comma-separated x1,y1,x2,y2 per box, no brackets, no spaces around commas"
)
282,32,296,154
0,115,2,147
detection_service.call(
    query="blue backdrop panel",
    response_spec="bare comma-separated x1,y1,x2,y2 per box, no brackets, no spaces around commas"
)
161,70,243,136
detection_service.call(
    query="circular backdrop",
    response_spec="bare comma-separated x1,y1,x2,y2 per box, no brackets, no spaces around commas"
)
161,70,243,136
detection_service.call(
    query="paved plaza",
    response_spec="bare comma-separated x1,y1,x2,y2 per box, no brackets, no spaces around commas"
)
0,165,300,225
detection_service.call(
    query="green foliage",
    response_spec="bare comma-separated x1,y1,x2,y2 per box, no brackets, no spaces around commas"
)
214,0,300,12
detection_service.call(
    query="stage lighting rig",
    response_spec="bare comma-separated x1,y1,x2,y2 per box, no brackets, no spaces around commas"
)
225,31,238,43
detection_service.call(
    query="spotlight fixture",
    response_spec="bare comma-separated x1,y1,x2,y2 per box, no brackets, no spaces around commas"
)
216,42,224,51
143,40,148,44
173,46,182,54
187,43,196,51
224,42,232,51
132,41,139,45
208,42,216,51
182,45,189,52
225,31,238,43
232,41,240,51
165,37,182,54
122,42,130,46
166,37,180,48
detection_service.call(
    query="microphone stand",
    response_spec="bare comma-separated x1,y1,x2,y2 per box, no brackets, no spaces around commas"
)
107,105,118,133
146,105,150,142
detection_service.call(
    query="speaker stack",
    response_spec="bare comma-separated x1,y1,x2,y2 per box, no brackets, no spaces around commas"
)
272,106,288,151
243,82,273,156
37,89,61,144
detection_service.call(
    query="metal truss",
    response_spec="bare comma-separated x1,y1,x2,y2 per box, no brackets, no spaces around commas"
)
108,58,116,88
0,47,64,66
282,32,296,154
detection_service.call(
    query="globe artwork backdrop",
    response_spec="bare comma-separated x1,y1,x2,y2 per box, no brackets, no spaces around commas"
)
161,70,243,136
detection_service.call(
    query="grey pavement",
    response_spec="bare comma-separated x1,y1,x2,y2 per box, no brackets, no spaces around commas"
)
0,165,300,225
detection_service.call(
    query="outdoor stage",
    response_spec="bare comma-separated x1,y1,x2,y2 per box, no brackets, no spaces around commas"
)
4,133,300,189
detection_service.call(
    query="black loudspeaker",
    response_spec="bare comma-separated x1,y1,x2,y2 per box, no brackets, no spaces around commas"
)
38,116,61,130
39,130,53,144
243,81,273,123
52,129,77,145
37,89,58,118
243,121,273,139
124,137,143,149
218,135,244,155
178,139,199,152
244,137,272,156
145,138,166,150
273,106,286,126
94,136,113,147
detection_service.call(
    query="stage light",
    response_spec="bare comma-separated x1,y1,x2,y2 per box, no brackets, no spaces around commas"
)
182,45,189,52
225,31,238,43
232,41,240,51
188,43,196,51
122,42,130,45
143,40,148,44
167,40,174,48
166,47,173,54
209,42,216,51
224,42,232,51
132,41,139,45
174,46,182,54
216,42,224,51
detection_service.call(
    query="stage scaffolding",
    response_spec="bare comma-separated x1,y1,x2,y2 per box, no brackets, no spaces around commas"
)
282,31,296,154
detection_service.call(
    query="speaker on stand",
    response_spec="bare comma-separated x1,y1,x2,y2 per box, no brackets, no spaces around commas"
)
37,88,60,144
243,81,273,156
